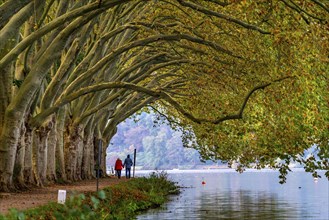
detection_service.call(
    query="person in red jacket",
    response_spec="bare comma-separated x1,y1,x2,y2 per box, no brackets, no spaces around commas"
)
114,158,123,179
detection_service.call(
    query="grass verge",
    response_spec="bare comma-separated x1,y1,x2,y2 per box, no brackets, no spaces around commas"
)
0,171,179,220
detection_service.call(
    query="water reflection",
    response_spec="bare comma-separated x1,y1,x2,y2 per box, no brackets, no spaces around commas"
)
137,170,328,220
197,191,296,219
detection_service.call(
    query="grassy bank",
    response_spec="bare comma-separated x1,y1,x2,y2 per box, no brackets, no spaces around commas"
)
1,171,179,220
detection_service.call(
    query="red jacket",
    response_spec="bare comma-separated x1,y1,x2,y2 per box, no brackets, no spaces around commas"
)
115,159,123,170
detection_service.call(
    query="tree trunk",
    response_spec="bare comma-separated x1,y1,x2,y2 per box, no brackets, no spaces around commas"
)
12,19,33,190
93,137,99,178
64,124,83,181
31,129,41,186
82,130,94,179
76,129,84,181
0,65,12,137
14,123,26,189
47,116,57,182
0,42,17,192
31,122,52,186
56,107,67,182
0,111,23,192
23,124,34,186
101,139,107,177
37,128,50,185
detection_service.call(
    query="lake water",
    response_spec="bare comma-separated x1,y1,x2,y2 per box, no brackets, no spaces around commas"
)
136,169,329,220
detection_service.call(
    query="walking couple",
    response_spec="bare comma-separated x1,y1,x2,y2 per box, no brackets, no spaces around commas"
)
114,155,133,179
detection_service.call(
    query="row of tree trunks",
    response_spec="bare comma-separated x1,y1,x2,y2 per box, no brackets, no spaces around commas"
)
1,106,108,191
1,92,111,191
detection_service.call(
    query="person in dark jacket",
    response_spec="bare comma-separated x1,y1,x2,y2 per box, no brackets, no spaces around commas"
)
123,155,133,179
114,158,123,179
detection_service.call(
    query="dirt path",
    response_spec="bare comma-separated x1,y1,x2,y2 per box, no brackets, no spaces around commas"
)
0,176,128,215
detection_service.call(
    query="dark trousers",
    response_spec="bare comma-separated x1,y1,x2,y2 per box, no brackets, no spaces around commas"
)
116,170,122,179
125,168,131,178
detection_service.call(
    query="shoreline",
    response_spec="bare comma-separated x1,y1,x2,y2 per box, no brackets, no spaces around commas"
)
0,174,179,219
133,167,307,174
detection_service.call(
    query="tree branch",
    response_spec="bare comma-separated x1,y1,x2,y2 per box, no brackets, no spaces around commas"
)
0,0,31,28
280,0,325,23
30,76,292,127
160,76,293,124
0,0,132,69
311,0,329,14
149,105,184,127
62,33,241,97
176,0,271,34
206,0,230,7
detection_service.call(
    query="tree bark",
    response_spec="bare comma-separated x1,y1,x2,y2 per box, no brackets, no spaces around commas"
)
31,125,51,186
47,116,57,182
55,107,67,182
0,110,23,191
82,131,94,179
64,124,83,181
76,129,84,181
14,123,26,189
0,0,31,29
23,124,34,186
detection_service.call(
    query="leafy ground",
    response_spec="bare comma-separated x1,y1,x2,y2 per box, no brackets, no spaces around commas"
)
0,177,127,215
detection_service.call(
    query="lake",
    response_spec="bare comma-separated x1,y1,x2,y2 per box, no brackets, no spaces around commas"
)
136,169,329,220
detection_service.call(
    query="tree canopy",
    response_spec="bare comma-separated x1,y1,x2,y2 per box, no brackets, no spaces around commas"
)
0,0,328,191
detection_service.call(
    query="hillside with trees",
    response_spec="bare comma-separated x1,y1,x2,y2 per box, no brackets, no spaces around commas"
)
107,112,223,170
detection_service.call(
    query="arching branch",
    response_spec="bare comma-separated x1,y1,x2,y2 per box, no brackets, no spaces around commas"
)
280,0,326,24
30,82,161,126
311,0,329,13
62,33,241,97
0,0,132,69
176,0,271,34
160,76,293,124
0,0,31,28
31,76,292,127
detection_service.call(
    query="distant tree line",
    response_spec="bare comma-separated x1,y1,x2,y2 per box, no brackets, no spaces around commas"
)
107,112,224,170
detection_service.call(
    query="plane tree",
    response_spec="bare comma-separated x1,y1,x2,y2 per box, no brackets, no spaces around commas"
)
0,0,239,190
0,0,328,191
0,0,148,190
154,0,329,182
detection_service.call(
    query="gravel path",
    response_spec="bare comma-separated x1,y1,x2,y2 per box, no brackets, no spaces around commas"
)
0,176,128,215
